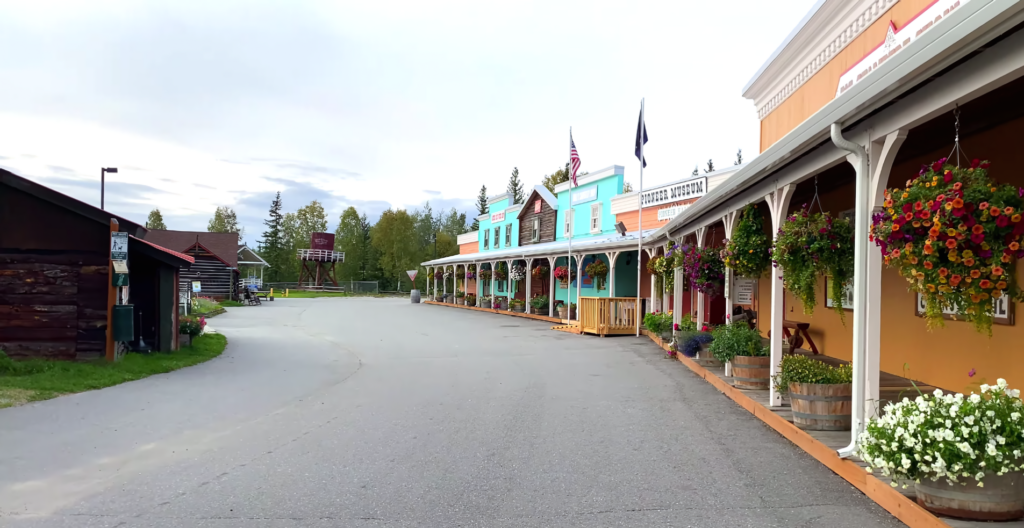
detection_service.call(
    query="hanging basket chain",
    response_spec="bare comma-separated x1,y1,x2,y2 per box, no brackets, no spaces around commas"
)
945,104,969,167
807,174,823,215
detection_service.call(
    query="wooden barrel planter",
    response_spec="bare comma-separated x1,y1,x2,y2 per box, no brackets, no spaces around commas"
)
916,471,1024,521
731,355,770,389
788,382,852,431
481,300,491,309
694,344,721,368
534,306,549,316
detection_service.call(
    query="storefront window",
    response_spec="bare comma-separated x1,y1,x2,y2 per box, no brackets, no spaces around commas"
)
494,226,501,248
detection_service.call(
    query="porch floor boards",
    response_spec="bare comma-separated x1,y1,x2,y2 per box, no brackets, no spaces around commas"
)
700,357,1024,527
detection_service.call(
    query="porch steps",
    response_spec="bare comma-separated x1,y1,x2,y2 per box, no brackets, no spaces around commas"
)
550,323,581,334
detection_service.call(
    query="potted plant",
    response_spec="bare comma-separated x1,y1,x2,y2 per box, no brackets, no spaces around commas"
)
709,323,769,387
553,266,572,288
772,206,855,318
466,264,476,280
509,298,526,313
721,204,773,278
678,331,714,359
493,296,507,310
569,302,577,320
772,355,852,430
532,266,549,281
178,315,206,347
857,379,1024,521
455,290,466,304
871,158,1024,334
643,311,673,342
479,294,492,309
479,269,492,281
679,245,726,299
530,295,549,316
465,293,476,307
555,300,567,319
585,259,609,291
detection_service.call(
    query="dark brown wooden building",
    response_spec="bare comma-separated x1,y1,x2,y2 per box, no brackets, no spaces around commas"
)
144,230,240,300
0,169,193,359
517,185,558,246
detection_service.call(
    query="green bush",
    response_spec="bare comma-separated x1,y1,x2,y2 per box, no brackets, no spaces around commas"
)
709,323,767,363
530,295,549,310
643,312,673,335
771,355,853,395
192,297,220,314
179,316,206,338
677,314,698,333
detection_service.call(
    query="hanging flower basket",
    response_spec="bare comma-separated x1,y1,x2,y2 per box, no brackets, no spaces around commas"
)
494,261,508,281
722,204,772,278
585,260,609,290
510,265,526,282
871,159,1024,334
467,264,476,280
479,269,492,280
771,206,854,318
532,265,549,280
553,266,573,287
647,253,674,293
682,246,725,298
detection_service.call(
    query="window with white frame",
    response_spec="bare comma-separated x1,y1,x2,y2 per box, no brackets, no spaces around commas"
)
532,218,540,242
825,279,854,310
590,203,601,234
494,226,501,248
505,224,512,246
563,209,574,237
484,229,489,249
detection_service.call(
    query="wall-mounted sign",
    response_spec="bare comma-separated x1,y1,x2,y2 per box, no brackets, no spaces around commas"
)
571,187,598,205
534,200,542,213
490,211,505,223
110,232,128,261
640,176,707,208
192,281,202,293
734,278,756,305
657,205,689,221
837,0,971,97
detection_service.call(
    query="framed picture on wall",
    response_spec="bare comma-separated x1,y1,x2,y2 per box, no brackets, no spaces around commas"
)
824,278,854,310
914,292,1014,326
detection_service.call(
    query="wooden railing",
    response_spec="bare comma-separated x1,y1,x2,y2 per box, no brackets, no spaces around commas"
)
579,297,639,336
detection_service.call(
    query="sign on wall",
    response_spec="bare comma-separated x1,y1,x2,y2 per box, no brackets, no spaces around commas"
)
490,211,505,223
571,187,598,205
110,232,128,261
657,205,689,221
734,278,756,305
640,176,707,208
836,0,972,97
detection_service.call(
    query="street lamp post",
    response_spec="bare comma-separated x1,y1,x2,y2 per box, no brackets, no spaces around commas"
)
101,167,118,210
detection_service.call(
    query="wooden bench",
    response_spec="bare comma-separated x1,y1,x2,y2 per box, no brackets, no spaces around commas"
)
783,320,819,355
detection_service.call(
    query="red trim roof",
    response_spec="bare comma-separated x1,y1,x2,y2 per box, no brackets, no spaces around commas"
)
130,236,196,264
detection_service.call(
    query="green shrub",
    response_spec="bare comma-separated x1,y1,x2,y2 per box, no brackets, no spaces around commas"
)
676,314,698,333
530,295,549,310
709,323,767,363
179,316,206,338
643,312,673,335
771,355,853,394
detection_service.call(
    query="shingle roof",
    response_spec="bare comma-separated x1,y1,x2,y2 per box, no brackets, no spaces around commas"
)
144,230,240,268
129,235,196,265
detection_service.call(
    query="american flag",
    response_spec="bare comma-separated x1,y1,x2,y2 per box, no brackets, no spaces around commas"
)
569,132,581,187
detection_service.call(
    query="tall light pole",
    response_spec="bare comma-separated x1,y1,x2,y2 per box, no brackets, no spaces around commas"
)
101,167,118,210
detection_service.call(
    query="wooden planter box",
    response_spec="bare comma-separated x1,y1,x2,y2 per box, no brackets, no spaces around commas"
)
916,471,1024,521
694,344,721,368
732,355,771,389
511,304,525,313
481,300,491,309
789,382,852,431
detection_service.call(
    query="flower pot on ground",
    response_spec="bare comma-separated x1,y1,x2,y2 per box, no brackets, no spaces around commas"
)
678,332,713,359
179,316,206,340
510,299,525,313
480,295,492,309
178,333,191,348
773,355,852,430
455,291,465,305
709,323,767,386
731,351,771,390
858,379,1024,520
569,303,577,320
530,295,549,316
555,302,567,319
493,297,506,310
643,311,673,341
465,294,476,307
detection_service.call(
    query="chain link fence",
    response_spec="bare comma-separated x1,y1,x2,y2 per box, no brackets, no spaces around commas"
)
264,281,380,295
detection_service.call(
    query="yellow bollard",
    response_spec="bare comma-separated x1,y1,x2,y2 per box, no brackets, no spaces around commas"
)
285,289,289,298
270,288,274,298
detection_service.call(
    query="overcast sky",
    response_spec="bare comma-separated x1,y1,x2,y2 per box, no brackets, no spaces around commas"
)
0,0,815,244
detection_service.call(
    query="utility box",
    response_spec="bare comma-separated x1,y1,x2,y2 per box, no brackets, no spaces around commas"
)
112,304,134,342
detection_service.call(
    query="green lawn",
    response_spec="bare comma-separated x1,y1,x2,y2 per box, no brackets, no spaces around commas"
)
282,290,351,298
219,299,246,307
0,333,228,409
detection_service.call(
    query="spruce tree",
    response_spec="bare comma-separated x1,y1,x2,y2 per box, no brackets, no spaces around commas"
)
692,165,699,177
470,185,487,231
704,159,715,174
260,192,285,282
735,148,743,165
507,167,524,204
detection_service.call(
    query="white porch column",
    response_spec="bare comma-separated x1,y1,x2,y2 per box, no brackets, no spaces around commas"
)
864,129,908,421
673,240,683,331
766,184,795,406
607,252,619,297
645,248,658,314
443,266,448,298
506,259,513,311
694,226,708,324
490,261,496,303
722,210,740,323
525,257,534,314
434,267,438,299
464,265,469,305
575,255,584,320
548,257,556,317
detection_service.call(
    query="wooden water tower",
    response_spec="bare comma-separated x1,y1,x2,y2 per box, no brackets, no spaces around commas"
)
297,232,345,288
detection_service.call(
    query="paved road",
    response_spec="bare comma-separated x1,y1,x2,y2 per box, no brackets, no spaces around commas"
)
0,298,903,527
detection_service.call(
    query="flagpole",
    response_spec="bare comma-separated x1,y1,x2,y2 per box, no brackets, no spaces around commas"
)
636,98,644,337
567,127,573,323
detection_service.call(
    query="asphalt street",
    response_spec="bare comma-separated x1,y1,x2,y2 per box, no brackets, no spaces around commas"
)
0,298,904,527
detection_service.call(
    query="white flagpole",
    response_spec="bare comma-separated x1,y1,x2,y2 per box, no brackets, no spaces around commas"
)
567,127,573,322
635,98,644,337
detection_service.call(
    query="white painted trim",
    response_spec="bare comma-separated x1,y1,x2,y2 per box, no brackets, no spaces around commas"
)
487,192,512,206
457,231,478,245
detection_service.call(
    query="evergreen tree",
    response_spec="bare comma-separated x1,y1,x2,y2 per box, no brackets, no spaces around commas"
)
542,163,587,194
704,159,715,174
259,192,285,282
622,181,634,193
692,165,699,177
470,185,487,231
335,206,367,281
735,148,743,165
507,167,524,204
146,209,167,230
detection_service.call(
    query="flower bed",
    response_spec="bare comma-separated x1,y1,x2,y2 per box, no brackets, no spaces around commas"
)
771,206,854,317
870,158,1024,333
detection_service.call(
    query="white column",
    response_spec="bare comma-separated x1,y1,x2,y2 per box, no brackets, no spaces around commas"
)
645,248,658,314
695,226,707,324
722,210,740,323
548,256,556,317
525,257,534,314
607,252,619,297
863,129,908,421
673,256,683,330
464,265,469,305
443,266,447,298
506,259,513,311
575,255,584,320
766,184,795,406
433,267,438,299
490,261,496,304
